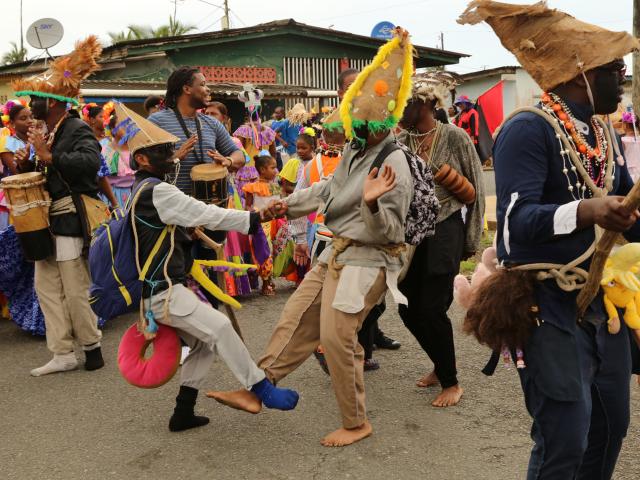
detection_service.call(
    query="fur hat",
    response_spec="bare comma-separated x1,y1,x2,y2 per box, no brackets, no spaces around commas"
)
114,102,179,162
339,27,414,141
457,1,640,91
13,36,102,106
287,103,311,126
412,72,461,108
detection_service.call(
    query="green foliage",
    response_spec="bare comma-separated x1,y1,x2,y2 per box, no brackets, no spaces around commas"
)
2,41,27,65
108,17,196,45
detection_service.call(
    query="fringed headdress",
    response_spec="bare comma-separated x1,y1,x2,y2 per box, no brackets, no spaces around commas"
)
287,103,312,126
411,71,461,108
339,27,414,142
13,36,103,106
457,1,640,91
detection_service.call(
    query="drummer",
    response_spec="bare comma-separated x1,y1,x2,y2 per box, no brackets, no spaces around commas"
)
11,36,105,376
148,66,244,194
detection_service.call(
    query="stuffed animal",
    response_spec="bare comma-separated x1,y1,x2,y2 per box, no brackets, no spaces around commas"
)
600,243,640,336
454,243,497,309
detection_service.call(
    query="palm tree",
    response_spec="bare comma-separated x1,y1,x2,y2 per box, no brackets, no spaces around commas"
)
2,41,27,65
108,18,196,45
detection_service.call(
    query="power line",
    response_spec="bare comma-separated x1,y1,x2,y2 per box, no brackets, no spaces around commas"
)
230,9,246,27
195,0,224,9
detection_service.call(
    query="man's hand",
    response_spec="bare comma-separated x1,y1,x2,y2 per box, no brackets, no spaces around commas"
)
363,165,396,213
175,135,197,160
207,150,232,168
27,128,52,164
259,200,288,222
578,196,640,232
14,145,32,170
294,243,309,266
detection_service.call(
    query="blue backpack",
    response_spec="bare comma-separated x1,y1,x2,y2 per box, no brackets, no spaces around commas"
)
88,177,170,320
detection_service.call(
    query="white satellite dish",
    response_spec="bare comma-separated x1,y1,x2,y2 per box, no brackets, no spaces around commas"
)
26,18,64,50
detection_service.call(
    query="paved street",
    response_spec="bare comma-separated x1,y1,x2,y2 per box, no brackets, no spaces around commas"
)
1,284,639,480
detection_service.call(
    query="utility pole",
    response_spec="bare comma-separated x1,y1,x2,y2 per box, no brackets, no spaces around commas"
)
634,0,639,116
20,0,24,53
221,0,230,30
439,31,444,50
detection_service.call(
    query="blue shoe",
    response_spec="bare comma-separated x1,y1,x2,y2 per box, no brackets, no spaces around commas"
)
251,378,299,410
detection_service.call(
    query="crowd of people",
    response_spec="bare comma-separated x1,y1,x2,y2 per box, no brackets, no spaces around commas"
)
1,0,640,477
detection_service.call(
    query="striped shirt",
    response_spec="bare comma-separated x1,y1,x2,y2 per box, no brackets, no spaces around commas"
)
148,109,239,195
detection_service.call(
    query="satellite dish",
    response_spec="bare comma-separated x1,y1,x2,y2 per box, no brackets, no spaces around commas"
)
26,18,64,50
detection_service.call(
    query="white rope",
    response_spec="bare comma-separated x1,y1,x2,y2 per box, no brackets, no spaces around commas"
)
8,199,51,217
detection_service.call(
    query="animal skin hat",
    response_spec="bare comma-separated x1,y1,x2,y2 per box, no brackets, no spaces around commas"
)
13,36,102,106
336,27,414,141
114,102,179,163
457,1,640,91
411,71,461,109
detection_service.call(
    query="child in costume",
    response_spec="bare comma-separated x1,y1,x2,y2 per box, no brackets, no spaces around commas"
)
113,102,299,432
243,152,281,295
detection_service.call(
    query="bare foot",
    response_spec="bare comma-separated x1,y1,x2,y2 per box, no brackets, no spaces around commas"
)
321,421,372,447
432,385,463,407
416,370,439,388
206,389,262,414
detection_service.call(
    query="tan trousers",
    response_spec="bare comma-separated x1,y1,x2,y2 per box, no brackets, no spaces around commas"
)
259,264,387,429
34,255,102,355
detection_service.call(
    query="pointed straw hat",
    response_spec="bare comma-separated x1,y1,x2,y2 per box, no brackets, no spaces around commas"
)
114,102,179,159
13,36,102,106
458,1,640,91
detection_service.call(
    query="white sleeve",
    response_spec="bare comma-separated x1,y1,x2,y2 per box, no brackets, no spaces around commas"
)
152,182,251,233
553,200,580,236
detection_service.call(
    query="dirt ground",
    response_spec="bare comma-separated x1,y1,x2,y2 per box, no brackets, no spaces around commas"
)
1,282,639,480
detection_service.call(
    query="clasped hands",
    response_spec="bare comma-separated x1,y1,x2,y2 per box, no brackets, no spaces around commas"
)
259,200,288,222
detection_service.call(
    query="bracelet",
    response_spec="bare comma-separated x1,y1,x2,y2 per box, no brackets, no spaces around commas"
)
225,156,233,167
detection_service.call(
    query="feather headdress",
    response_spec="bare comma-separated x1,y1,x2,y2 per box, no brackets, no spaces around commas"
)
13,36,102,106
411,71,461,108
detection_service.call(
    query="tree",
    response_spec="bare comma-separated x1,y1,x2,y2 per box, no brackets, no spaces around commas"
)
108,18,196,45
2,41,27,65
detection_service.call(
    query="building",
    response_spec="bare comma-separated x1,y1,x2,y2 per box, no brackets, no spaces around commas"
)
0,19,467,125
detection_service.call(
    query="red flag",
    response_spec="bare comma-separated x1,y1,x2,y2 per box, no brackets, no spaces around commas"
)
477,81,504,136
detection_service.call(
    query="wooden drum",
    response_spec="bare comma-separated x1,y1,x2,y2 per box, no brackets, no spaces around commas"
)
0,171,54,261
190,163,228,208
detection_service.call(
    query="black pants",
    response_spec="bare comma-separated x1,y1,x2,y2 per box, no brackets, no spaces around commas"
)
358,302,386,360
398,212,464,388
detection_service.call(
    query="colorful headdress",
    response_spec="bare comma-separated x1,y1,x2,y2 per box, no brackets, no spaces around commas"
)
622,111,637,125
1,99,28,126
12,36,102,106
102,101,115,127
412,72,461,108
81,102,99,122
113,102,179,158
278,157,301,184
458,1,640,91
339,27,414,141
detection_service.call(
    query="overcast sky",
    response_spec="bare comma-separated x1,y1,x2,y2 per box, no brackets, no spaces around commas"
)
1,0,634,74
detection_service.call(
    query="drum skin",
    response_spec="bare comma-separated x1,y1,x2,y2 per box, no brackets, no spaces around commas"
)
117,324,181,389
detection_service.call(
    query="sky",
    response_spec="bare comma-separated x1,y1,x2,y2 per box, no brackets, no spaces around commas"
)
1,0,635,74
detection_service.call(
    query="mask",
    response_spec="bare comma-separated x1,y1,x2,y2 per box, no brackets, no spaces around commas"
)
591,63,625,115
30,96,48,121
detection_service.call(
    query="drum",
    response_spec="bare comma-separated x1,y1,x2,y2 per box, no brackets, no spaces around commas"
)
0,172,54,261
190,163,228,208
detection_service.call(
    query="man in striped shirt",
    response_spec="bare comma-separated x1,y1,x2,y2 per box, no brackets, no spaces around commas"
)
148,66,244,195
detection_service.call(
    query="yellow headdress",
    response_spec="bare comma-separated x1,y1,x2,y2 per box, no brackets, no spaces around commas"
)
13,36,102,106
338,27,414,141
458,1,640,91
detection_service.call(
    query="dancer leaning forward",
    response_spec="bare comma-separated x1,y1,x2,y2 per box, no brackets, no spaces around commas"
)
112,103,299,432
209,28,428,447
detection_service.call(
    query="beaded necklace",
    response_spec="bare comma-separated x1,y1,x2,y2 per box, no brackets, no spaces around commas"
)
540,93,613,200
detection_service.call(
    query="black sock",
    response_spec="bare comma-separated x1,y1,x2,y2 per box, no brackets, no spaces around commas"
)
84,346,105,371
169,385,210,432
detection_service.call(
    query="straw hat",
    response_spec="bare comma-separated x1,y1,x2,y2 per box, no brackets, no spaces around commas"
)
114,102,179,162
458,1,640,91
339,27,414,141
13,36,102,106
287,103,311,126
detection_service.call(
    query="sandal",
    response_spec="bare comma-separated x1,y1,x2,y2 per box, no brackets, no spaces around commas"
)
261,281,276,296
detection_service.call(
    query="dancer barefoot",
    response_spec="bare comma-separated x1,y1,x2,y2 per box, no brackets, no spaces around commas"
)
398,72,485,407
209,29,424,447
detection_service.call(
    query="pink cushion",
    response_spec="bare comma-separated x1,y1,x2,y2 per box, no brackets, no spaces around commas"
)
118,324,181,389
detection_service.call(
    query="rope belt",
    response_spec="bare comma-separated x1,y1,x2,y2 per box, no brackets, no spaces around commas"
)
329,236,406,278
507,228,602,292
49,196,77,216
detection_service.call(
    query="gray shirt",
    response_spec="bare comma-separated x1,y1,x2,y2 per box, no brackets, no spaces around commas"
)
285,132,413,270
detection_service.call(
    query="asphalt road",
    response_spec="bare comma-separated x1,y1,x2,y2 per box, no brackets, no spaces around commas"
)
1,283,639,480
